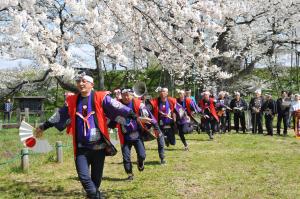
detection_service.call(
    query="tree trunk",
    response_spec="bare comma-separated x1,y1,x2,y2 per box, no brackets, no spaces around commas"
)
95,46,105,90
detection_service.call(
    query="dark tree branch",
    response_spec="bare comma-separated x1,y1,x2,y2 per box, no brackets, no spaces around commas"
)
1,68,53,100
55,77,78,93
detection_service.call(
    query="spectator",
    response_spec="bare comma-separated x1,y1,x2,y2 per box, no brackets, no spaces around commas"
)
3,99,13,123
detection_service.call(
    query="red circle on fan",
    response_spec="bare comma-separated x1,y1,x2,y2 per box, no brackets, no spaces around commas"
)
25,137,36,148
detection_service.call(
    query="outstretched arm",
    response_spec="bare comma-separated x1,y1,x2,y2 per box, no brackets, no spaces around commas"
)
191,100,201,113
36,104,70,137
103,96,152,125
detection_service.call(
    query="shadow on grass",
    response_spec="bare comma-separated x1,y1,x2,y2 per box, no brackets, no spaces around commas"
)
144,160,161,165
146,147,183,151
165,147,184,151
10,166,24,174
0,178,135,198
102,187,148,198
0,180,83,198
67,176,79,181
184,137,210,141
102,176,128,182
107,161,123,165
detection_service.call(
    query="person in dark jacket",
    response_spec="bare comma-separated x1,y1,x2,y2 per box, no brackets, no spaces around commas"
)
230,92,248,133
249,89,264,134
216,91,231,133
262,94,276,136
276,91,291,136
3,98,13,123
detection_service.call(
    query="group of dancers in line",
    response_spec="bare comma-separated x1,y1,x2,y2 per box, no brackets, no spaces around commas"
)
109,87,300,179
34,70,300,199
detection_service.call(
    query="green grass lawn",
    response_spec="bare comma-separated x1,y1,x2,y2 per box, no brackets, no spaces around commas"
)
1,128,300,199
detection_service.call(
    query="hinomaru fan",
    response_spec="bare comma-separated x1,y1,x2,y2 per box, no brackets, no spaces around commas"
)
19,121,36,148
19,121,52,153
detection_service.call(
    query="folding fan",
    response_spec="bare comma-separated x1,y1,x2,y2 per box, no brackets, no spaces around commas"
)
19,121,36,148
19,121,53,153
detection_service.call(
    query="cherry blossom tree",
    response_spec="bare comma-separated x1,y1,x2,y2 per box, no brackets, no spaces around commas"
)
2,0,299,94
0,0,236,98
214,0,300,89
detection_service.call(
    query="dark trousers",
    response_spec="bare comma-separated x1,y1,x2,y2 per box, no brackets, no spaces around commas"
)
178,123,193,147
251,113,263,134
75,148,105,198
156,134,165,160
233,112,246,132
203,118,216,138
265,115,273,135
219,115,227,133
161,127,176,145
277,113,289,135
226,112,231,132
3,112,11,123
121,139,146,174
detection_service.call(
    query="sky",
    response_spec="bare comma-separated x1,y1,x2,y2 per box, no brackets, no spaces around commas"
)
0,45,299,70
0,58,33,70
0,44,116,70
0,44,99,70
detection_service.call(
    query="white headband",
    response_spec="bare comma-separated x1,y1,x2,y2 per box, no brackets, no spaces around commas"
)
121,88,133,94
161,88,168,92
203,91,210,95
255,89,261,94
82,75,94,83
178,90,185,94
75,72,94,83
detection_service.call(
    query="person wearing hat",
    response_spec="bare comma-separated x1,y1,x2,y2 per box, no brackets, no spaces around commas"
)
176,90,201,150
35,71,152,199
116,88,159,180
262,93,276,136
185,89,197,104
148,87,178,163
112,88,122,100
216,91,231,133
198,91,219,139
249,89,264,134
230,92,248,133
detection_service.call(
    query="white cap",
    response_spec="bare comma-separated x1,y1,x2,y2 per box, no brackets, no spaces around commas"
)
161,87,168,92
178,89,185,94
255,89,261,94
218,91,225,96
203,91,210,96
113,89,121,94
234,91,240,96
